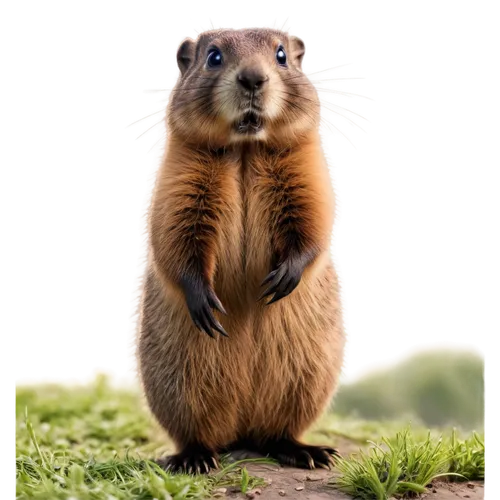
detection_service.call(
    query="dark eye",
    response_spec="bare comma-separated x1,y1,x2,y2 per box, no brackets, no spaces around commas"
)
276,45,287,66
207,48,223,68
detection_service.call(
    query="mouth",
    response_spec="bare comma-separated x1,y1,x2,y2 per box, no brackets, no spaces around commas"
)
234,111,263,134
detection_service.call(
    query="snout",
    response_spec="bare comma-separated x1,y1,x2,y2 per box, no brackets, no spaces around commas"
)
237,67,269,92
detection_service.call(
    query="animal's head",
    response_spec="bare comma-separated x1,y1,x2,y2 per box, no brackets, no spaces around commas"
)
168,28,319,146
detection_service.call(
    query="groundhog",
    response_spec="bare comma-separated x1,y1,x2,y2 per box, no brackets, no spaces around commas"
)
137,28,345,474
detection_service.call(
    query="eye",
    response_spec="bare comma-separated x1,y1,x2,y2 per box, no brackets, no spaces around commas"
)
276,45,287,66
207,48,223,68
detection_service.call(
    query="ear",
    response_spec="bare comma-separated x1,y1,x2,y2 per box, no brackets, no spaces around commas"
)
176,38,195,75
289,36,305,69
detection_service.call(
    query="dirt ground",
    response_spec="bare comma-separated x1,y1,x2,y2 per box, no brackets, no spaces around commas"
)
225,462,485,499
220,446,484,500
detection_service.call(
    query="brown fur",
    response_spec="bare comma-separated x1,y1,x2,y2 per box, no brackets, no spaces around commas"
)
137,28,345,471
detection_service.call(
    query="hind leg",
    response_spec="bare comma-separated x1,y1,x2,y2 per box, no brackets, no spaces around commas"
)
247,267,345,469
138,272,252,474
140,318,241,475
140,325,228,472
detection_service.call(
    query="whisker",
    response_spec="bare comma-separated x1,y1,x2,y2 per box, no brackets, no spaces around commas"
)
314,88,373,101
127,109,165,128
135,120,159,142
325,120,359,151
146,139,158,155
309,61,354,74
278,89,316,103
280,97,317,128
327,113,368,134
323,99,370,123
144,89,170,93
320,75,368,83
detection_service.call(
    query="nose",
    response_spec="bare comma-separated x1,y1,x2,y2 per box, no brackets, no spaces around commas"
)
237,67,268,91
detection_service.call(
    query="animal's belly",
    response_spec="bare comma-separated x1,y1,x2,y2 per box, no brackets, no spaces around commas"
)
243,266,344,435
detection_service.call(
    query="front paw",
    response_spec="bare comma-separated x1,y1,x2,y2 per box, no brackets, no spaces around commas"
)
180,275,228,338
258,255,307,305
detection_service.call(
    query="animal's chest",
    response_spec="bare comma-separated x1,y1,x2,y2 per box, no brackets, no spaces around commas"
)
215,157,274,300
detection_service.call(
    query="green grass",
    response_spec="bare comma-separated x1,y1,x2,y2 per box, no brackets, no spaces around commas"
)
16,446,270,500
16,377,270,499
333,427,485,500
16,376,484,499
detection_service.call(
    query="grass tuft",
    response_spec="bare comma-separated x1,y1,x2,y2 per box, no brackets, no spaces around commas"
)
333,427,484,500
448,429,484,480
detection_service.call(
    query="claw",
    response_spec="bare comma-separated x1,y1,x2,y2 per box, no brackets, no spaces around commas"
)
323,446,340,459
258,285,276,301
305,453,315,470
258,260,298,304
209,292,227,315
207,312,229,337
193,316,213,337
201,324,215,338
157,450,218,475
261,269,278,286
203,309,229,338
198,312,217,338
265,291,288,305
283,276,300,296
212,321,229,337
184,278,228,336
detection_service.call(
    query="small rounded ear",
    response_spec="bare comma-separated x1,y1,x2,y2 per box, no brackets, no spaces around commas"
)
176,38,195,75
289,36,305,69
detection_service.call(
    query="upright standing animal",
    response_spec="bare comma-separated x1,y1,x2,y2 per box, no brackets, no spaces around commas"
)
137,28,345,473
